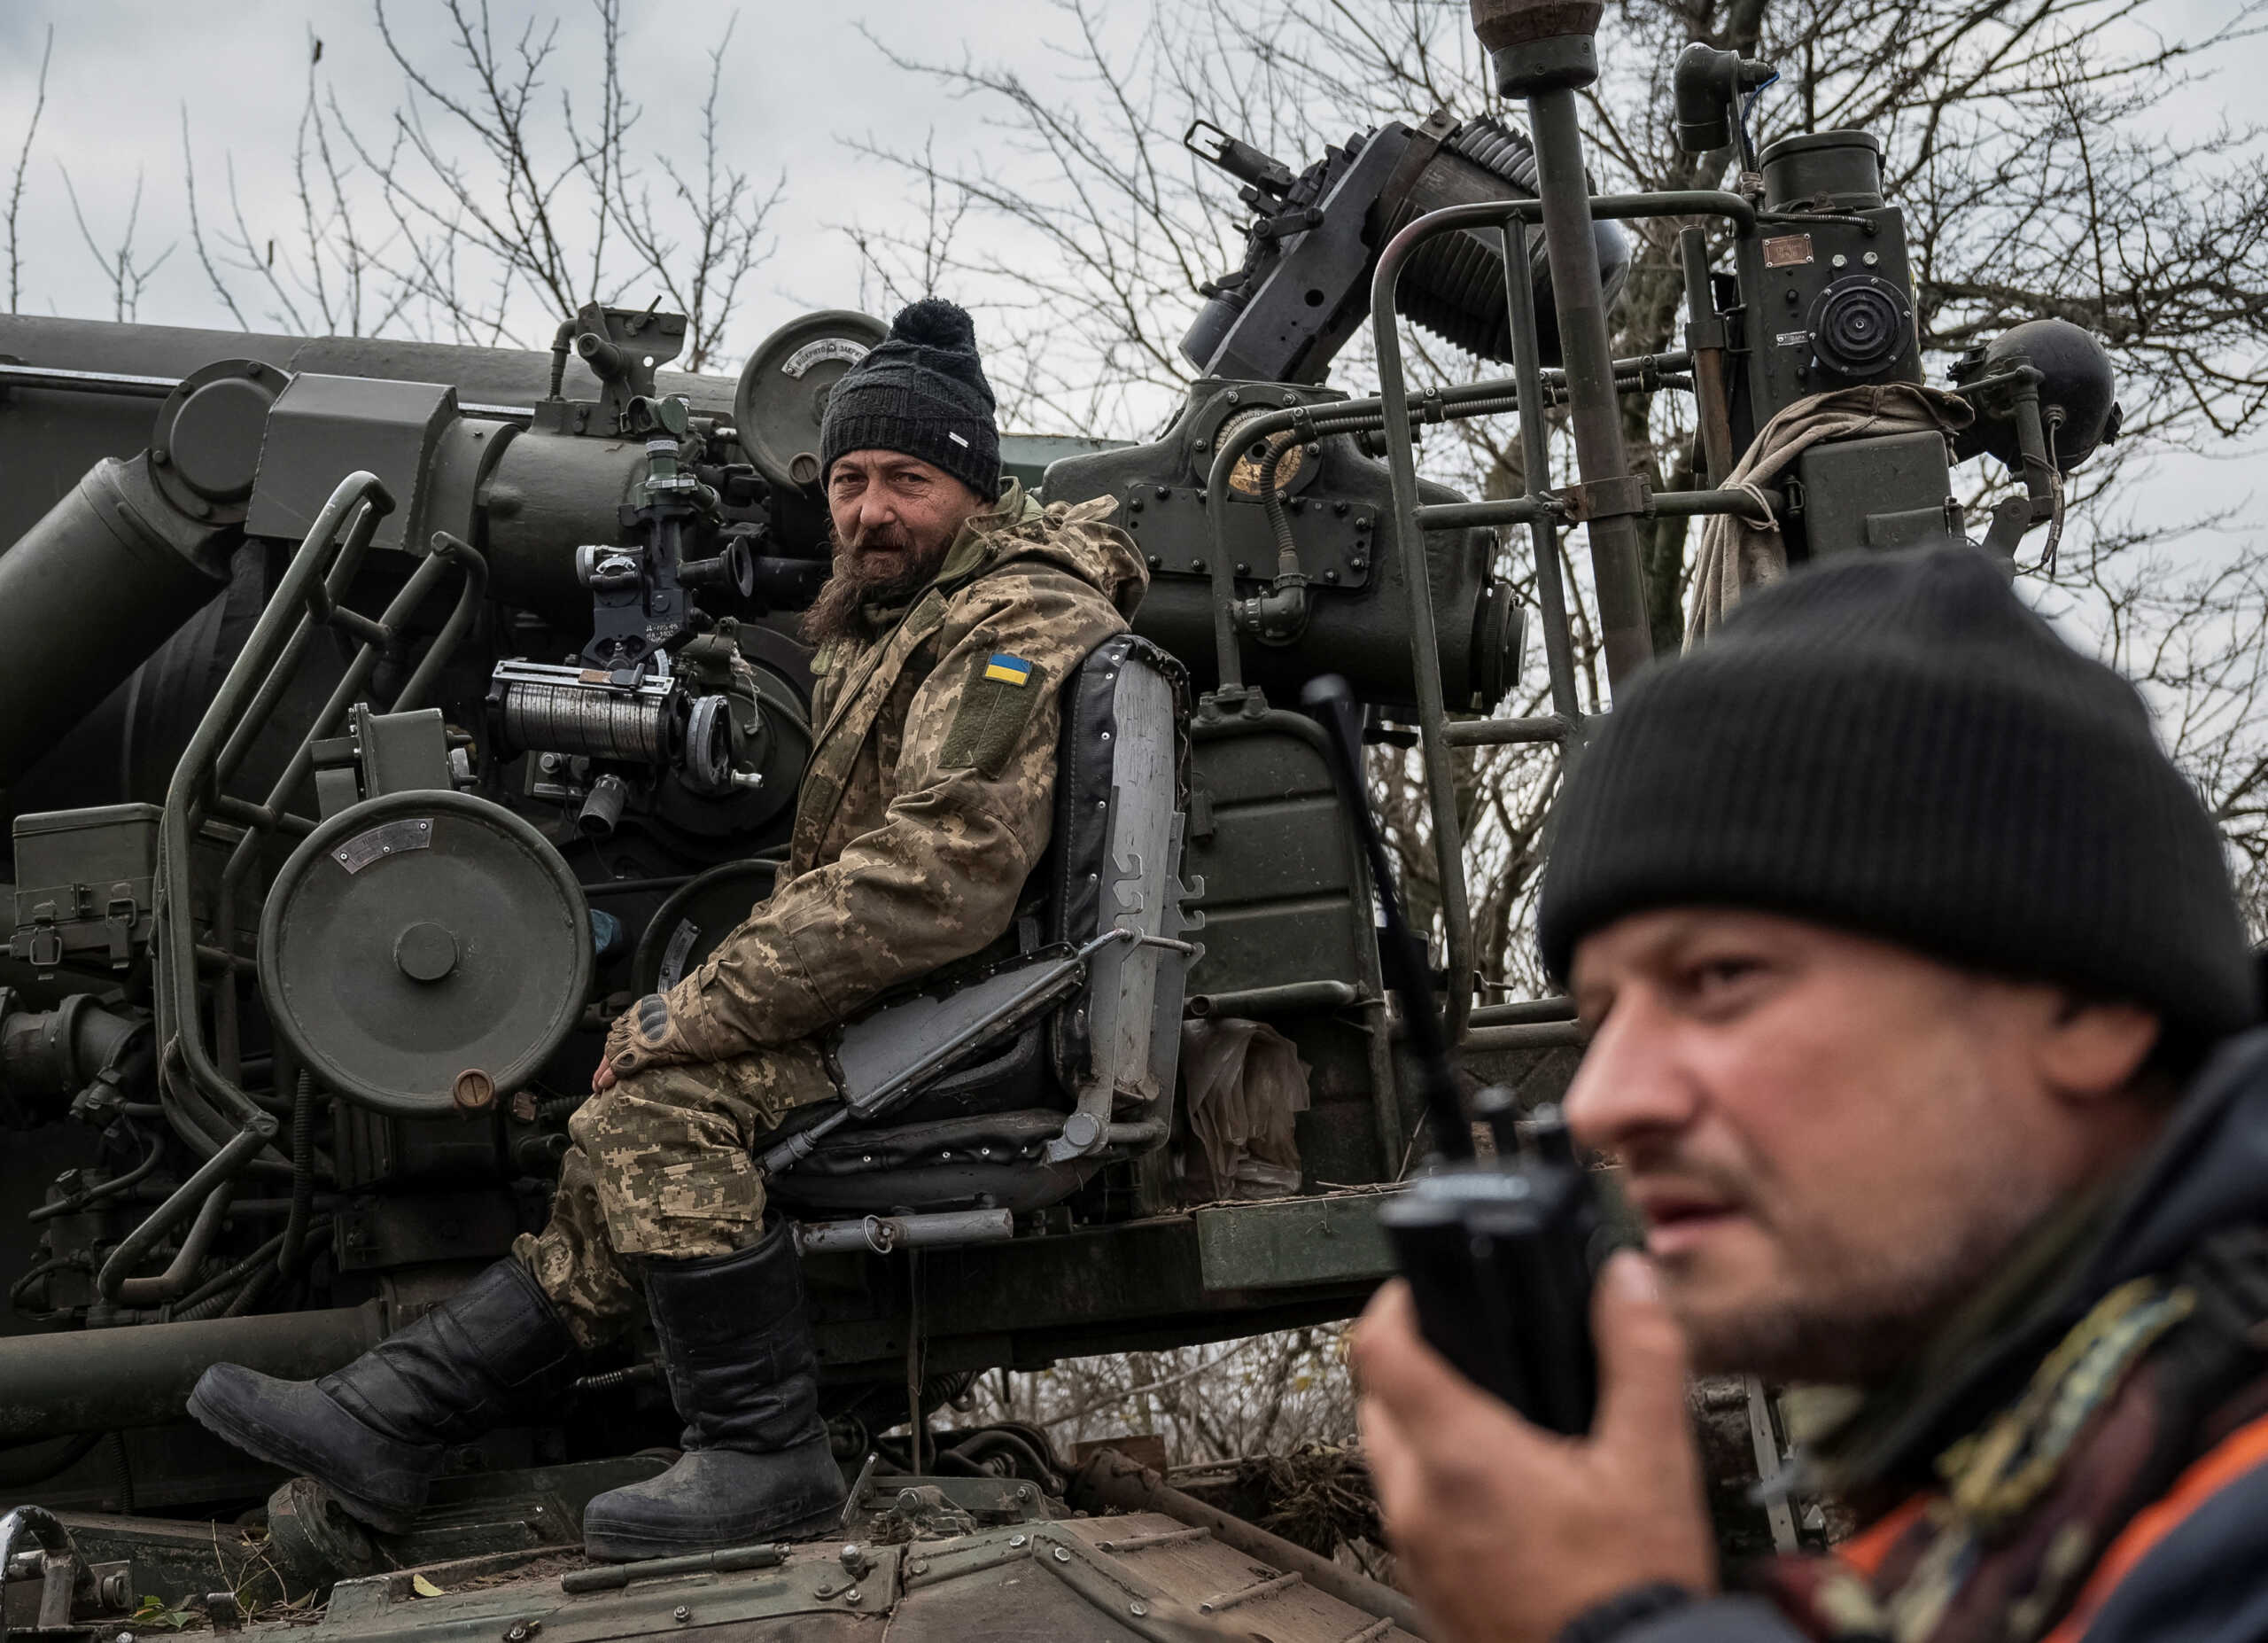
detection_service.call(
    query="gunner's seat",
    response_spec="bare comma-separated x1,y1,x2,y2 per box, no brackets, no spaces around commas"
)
762,632,1200,1218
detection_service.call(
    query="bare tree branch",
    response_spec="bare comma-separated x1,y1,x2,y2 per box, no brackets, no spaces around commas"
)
57,165,175,324
843,0,2268,961
6,24,52,314
166,0,777,362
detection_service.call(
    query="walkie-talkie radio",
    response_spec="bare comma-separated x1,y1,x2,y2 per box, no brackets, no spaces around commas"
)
1302,674,1607,1434
1381,1096,1604,1433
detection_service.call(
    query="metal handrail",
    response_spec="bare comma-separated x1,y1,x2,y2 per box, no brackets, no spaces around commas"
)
1365,178,1760,1047
1412,486,1773,532
117,475,486,1310
152,474,396,1158
1442,714,1575,748
206,526,489,1072
1470,996,1577,1026
1194,353,1698,691
1500,217,1584,734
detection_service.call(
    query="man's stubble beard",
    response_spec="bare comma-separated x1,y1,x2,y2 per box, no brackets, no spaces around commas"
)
1652,1148,2067,1387
799,522,956,646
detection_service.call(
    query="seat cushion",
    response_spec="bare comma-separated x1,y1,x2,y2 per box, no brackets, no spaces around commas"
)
763,1110,1098,1216
786,1109,1065,1177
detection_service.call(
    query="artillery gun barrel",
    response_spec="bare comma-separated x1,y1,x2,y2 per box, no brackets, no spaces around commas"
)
0,313,761,786
0,454,236,783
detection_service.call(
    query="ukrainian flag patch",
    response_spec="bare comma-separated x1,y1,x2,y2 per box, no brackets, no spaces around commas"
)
983,653,1034,687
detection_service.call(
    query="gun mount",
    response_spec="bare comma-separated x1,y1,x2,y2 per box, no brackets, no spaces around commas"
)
1179,110,1632,385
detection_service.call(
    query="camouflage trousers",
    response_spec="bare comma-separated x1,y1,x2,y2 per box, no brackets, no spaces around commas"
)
510,1039,837,1348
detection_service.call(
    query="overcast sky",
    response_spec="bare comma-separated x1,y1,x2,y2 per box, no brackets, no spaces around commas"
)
0,0,1077,357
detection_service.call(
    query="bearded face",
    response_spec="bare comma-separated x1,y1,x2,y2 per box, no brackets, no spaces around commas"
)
801,450,988,645
798,516,959,645
1563,907,2164,1386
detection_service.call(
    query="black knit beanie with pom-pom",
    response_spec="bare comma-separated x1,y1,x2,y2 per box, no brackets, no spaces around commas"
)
819,297,1000,501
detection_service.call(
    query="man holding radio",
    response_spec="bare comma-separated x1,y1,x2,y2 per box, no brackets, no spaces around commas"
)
1355,546,2268,1643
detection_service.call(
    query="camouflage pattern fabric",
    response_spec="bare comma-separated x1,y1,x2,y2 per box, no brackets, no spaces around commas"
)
512,1042,836,1346
524,483,1145,1338
604,480,1145,1076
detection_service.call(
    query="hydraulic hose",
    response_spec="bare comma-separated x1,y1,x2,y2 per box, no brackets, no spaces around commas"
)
96,1120,272,1304
27,1125,165,1223
1238,431,1314,644
174,1224,292,1320
279,1071,315,1277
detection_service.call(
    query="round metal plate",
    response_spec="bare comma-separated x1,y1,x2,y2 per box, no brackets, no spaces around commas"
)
259,790,593,1118
150,358,289,523
632,859,781,995
732,310,889,490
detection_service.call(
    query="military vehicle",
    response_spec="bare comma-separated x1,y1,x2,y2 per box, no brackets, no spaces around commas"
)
0,0,2119,1634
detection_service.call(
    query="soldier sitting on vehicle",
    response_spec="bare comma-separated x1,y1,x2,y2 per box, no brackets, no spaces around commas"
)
1354,546,2268,1643
189,298,1148,1561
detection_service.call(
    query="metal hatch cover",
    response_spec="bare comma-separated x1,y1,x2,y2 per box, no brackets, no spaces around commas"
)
310,1515,1422,1643
259,790,593,1118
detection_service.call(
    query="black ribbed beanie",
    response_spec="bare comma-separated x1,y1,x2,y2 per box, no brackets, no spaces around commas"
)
1537,546,2256,1042
819,297,1000,500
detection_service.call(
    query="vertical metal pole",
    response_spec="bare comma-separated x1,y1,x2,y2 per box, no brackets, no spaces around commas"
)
1364,999,1406,1180
1501,222,1583,729
905,1250,926,1475
1678,227,1737,485
1369,257,1476,1047
1526,88,1653,690
1207,505,1245,694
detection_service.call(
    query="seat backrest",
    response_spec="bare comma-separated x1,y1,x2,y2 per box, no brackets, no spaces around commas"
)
1042,632,1194,1134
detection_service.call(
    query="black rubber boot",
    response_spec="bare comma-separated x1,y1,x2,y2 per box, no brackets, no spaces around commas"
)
187,1258,579,1535
580,1221,846,1561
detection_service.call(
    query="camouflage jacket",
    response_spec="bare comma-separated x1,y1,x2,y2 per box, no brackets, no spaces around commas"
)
611,482,1146,1074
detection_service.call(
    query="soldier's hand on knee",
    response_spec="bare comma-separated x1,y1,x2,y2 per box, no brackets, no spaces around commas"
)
599,992,695,1089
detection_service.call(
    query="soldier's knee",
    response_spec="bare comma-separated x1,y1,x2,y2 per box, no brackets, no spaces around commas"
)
565,1085,632,1153
567,1063,712,1152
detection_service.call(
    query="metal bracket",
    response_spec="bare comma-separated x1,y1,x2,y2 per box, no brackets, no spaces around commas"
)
1981,493,2035,557
1192,685,1272,728
1044,817,1206,1166
0,1507,132,1643
1375,107,1461,230
103,898,136,969
1551,473,1652,523
23,917,61,975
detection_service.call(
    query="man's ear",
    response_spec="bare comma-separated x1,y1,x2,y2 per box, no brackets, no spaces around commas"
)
2038,996,2162,1103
